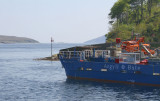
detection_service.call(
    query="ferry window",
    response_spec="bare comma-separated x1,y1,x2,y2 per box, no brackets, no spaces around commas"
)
119,53,140,64
136,54,140,61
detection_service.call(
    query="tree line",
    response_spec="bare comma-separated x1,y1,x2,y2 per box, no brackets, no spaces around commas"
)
109,0,160,25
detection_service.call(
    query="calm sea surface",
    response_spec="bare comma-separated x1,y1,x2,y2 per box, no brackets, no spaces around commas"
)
0,43,160,101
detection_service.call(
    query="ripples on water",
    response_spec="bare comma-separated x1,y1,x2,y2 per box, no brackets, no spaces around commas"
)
0,43,160,101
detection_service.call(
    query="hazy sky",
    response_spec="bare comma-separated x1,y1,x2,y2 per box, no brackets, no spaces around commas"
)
0,0,117,43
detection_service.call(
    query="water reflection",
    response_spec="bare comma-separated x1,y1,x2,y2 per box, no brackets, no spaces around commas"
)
61,78,160,101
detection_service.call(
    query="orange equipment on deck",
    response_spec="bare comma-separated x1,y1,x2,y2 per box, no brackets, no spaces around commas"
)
118,37,155,55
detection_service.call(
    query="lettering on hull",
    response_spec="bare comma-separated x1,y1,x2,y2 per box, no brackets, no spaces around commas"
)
104,64,141,71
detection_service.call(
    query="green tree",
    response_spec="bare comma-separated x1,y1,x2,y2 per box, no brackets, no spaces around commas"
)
109,0,127,26
148,0,152,16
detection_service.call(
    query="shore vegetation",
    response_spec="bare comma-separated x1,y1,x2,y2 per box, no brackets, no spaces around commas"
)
107,0,160,45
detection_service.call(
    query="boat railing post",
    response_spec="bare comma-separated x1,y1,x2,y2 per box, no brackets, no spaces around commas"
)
139,43,142,61
83,51,85,60
104,51,105,58
80,52,82,60
66,52,68,58
93,48,95,58
74,48,76,57
153,64,155,74
69,52,71,59
77,52,79,57
68,52,70,59
135,54,136,64
63,51,64,58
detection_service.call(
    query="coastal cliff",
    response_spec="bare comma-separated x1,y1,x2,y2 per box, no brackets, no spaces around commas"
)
0,35,39,43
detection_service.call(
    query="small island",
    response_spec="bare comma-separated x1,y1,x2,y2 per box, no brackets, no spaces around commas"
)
0,35,39,44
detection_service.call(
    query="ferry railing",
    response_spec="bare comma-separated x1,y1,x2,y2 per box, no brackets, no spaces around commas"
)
59,51,83,59
59,50,109,60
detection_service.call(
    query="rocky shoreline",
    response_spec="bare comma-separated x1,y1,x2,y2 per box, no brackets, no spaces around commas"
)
34,54,59,61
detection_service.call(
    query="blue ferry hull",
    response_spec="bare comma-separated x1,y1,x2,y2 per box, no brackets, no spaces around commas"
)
60,59,160,87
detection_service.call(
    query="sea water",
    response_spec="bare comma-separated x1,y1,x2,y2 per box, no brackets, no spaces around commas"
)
0,43,160,101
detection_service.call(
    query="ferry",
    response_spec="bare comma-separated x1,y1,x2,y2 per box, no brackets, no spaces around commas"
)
59,36,160,87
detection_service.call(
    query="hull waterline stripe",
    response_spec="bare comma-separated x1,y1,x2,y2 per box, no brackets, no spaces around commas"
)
67,76,160,87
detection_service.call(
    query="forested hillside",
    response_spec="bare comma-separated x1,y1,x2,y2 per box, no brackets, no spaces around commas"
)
106,0,160,43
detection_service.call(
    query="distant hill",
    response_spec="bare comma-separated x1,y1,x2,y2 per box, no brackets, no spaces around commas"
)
84,35,106,44
0,35,39,43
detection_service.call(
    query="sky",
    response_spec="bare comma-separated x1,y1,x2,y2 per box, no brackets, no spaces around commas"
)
0,0,117,43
